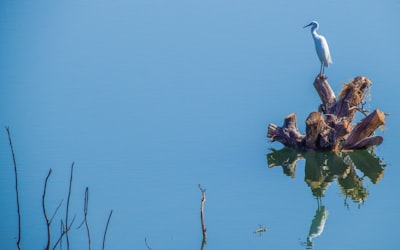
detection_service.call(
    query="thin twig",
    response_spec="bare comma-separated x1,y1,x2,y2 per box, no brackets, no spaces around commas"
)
350,106,369,117
6,126,22,250
60,220,64,250
43,168,53,250
102,210,113,250
349,102,369,117
49,200,64,225
82,187,91,250
52,216,76,250
198,184,207,247
65,162,74,250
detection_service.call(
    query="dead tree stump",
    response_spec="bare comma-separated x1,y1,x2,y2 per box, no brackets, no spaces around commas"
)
267,75,386,151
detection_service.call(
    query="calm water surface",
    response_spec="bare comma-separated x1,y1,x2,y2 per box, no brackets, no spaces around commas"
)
1,0,399,249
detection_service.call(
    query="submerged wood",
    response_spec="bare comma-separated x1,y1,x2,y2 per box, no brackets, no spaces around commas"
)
267,74,385,151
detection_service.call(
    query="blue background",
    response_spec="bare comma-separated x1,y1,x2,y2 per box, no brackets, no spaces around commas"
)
1,0,399,249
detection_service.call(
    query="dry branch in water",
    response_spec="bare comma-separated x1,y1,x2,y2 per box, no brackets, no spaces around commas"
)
6,127,22,250
198,184,207,247
102,210,113,250
268,75,385,151
65,162,75,249
52,215,76,250
83,187,92,250
4,128,114,249
77,187,92,250
43,169,53,250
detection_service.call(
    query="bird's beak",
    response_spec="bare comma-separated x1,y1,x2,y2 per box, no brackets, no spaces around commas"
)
303,23,312,28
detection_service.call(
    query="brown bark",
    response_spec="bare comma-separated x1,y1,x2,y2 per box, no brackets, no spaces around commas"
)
313,75,336,114
342,109,385,149
267,113,305,149
331,76,371,119
305,112,333,150
267,75,385,151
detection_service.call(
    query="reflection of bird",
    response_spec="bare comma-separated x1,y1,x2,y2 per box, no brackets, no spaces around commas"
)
307,204,329,247
304,21,332,75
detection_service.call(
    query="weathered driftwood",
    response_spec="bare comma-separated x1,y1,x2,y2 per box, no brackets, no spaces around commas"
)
268,75,385,151
267,113,305,149
342,109,385,149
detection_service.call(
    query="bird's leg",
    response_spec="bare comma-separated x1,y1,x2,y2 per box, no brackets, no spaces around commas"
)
320,62,324,76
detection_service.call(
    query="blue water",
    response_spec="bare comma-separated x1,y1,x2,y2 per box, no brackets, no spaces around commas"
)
1,0,399,249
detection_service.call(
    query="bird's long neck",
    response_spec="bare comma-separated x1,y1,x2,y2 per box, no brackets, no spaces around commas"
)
311,26,319,37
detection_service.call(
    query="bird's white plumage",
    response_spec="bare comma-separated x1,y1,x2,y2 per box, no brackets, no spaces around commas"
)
304,21,332,75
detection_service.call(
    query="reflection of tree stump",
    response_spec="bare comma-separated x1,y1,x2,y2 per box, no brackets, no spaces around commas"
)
268,75,386,151
267,148,385,202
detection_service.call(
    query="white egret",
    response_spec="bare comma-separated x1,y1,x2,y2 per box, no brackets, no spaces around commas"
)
304,21,332,75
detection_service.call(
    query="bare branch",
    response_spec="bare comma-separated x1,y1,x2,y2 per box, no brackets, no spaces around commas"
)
198,184,207,246
6,126,22,250
60,220,64,250
49,200,64,225
52,215,76,250
43,168,53,250
65,162,75,250
349,101,369,117
102,210,113,250
78,187,92,250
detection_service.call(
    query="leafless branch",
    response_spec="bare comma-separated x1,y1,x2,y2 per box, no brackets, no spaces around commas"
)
198,184,207,247
102,210,113,250
349,102,369,117
43,168,53,250
65,162,75,250
49,200,64,225
60,220,64,250
52,215,76,250
77,187,92,250
6,126,22,250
